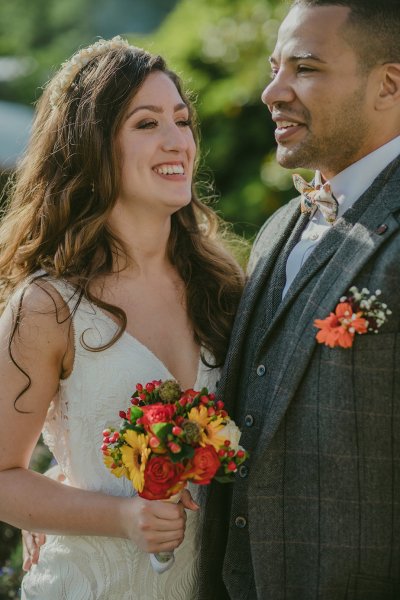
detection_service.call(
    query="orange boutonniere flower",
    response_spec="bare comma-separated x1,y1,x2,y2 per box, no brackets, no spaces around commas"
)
314,286,391,349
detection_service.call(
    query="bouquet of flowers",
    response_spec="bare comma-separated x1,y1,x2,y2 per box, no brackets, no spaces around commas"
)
102,379,248,572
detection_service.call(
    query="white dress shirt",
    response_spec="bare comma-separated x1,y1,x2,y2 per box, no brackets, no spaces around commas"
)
282,135,400,298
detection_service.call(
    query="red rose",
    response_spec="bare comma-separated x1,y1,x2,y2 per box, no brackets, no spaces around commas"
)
140,455,184,500
140,403,176,431
186,445,221,485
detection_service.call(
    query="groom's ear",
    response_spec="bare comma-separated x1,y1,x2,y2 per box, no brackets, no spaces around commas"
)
375,63,400,110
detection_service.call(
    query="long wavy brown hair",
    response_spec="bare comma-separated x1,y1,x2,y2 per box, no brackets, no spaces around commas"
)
0,40,244,371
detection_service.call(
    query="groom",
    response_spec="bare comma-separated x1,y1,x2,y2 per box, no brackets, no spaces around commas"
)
199,1,400,599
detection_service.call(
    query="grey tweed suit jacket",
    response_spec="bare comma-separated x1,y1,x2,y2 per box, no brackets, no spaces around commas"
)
198,156,400,600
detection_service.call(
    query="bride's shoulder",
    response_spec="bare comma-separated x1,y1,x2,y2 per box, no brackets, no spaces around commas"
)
2,273,73,356
11,274,71,318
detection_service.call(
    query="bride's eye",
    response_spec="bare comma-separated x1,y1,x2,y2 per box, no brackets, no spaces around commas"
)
136,119,158,129
176,118,192,128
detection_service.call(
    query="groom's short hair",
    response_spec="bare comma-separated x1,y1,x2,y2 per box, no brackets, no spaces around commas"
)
290,0,400,72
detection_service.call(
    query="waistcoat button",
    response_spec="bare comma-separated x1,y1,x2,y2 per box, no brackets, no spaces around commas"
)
238,465,249,478
235,516,247,528
244,414,254,427
256,364,266,376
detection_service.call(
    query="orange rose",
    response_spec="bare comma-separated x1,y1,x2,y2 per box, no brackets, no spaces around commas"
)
185,445,221,485
140,455,184,500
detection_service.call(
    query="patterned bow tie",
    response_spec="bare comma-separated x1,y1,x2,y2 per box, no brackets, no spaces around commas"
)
293,170,338,224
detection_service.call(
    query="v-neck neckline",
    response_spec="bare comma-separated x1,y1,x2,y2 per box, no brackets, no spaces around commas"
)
89,300,202,391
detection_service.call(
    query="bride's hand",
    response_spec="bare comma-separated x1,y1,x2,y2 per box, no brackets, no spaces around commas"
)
121,491,198,554
21,463,65,570
22,530,46,571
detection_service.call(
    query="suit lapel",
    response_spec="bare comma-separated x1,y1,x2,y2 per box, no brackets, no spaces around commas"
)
218,200,302,411
252,159,400,467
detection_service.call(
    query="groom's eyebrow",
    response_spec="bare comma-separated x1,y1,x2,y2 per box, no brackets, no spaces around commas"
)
269,53,327,65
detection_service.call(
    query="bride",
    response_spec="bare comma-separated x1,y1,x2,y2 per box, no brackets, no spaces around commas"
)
0,37,243,599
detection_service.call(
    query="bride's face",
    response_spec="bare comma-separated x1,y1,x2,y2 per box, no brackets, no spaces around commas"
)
115,70,196,218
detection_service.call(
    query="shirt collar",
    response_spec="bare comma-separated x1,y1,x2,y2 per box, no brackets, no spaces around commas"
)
328,135,400,215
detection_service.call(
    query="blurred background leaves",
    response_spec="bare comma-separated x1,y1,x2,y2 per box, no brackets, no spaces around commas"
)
0,0,309,238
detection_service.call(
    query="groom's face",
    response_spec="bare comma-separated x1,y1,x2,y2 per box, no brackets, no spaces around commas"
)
262,5,379,179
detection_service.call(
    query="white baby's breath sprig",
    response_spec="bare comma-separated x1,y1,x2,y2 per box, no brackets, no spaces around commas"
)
49,36,131,111
348,286,391,334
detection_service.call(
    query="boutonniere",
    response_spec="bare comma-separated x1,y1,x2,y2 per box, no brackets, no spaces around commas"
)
314,286,392,348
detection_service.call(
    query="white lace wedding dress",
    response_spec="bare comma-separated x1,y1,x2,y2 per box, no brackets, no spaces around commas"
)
21,278,219,600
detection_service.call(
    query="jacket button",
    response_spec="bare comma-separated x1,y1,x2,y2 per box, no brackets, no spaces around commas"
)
235,516,247,528
256,364,266,376
244,414,254,427
238,465,248,478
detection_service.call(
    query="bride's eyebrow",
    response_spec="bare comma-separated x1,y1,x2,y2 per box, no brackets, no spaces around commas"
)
125,102,188,120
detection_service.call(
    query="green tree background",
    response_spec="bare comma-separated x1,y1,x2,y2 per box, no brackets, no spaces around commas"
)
0,0,311,595
0,0,308,236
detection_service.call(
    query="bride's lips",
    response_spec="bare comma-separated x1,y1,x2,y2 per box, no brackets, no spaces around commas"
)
152,161,187,181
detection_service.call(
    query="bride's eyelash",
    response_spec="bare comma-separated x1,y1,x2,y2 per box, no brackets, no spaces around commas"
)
136,119,157,129
135,117,192,130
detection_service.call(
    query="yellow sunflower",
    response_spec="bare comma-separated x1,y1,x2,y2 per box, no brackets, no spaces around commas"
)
103,455,129,479
121,430,151,493
187,405,226,450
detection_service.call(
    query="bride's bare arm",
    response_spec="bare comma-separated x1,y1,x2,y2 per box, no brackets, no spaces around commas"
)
0,283,189,554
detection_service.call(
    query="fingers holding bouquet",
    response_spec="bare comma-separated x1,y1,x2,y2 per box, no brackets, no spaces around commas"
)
120,494,188,554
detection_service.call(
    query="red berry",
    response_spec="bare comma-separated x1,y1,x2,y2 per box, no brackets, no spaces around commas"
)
103,436,110,444
179,397,187,407
224,440,230,447
149,436,160,448
101,443,108,451
136,384,143,392
146,383,155,393
200,395,209,405
227,462,237,471
216,401,224,410
139,393,146,401
119,410,127,419
207,407,215,416
237,450,245,459
102,429,111,437
168,442,181,454
172,426,183,436
228,450,235,458
209,393,216,401
218,449,226,457
131,398,139,406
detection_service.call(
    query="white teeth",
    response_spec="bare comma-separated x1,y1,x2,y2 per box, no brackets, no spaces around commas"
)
154,164,184,175
276,120,299,128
